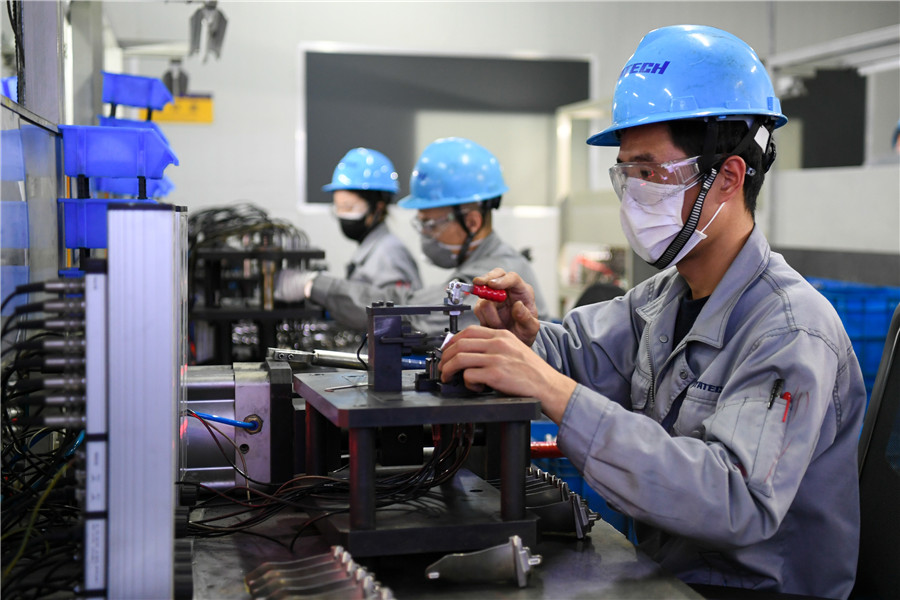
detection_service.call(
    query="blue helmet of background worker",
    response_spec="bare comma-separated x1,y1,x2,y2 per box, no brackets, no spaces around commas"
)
588,24,788,270
323,147,400,243
323,147,399,193
398,137,508,267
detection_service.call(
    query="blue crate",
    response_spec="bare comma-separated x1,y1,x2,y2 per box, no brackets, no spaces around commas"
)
1,129,24,181
59,197,156,249
530,420,633,536
807,277,900,399
59,125,178,179
101,71,173,111
98,116,170,146
1,76,17,102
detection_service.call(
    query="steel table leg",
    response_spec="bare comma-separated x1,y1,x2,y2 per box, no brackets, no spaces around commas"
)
349,426,376,530
305,402,327,476
500,420,528,521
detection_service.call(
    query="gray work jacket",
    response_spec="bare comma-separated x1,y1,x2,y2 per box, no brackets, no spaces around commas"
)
310,231,549,338
347,222,422,291
534,226,864,599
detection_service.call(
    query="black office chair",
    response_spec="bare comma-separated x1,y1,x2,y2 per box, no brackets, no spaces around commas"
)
851,301,900,600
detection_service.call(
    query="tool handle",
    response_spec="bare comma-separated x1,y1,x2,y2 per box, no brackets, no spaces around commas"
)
471,285,507,302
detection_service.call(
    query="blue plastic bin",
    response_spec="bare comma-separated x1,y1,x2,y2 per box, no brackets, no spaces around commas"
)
530,420,631,536
98,116,170,146
94,175,174,199
1,129,24,181
59,125,178,179
59,197,156,249
1,76,17,102
807,277,900,399
101,71,173,111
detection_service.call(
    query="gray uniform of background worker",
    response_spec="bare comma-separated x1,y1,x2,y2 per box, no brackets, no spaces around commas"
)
439,25,865,599
278,137,548,340
277,147,421,302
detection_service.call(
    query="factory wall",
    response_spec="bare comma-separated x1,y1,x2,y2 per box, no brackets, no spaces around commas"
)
100,2,900,307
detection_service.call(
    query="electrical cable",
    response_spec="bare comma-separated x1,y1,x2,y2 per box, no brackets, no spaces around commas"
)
190,410,257,430
185,409,257,487
2,458,73,579
181,420,475,553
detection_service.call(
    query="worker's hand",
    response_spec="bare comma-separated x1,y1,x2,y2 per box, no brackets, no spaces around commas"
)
472,269,540,346
274,269,317,302
439,326,576,424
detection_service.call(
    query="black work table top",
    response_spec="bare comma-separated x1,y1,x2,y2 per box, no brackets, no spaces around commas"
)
294,371,542,428
191,509,703,599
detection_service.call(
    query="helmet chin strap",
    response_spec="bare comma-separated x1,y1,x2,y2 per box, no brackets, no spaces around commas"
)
451,205,476,267
650,167,718,269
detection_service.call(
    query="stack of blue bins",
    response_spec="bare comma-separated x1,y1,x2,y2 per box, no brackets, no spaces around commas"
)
807,277,900,404
531,420,634,541
94,72,176,200
58,73,178,256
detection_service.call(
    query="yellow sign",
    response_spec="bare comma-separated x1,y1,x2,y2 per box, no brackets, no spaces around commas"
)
142,95,214,123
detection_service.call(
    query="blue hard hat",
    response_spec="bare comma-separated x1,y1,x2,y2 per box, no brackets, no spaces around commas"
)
397,137,508,209
322,147,400,193
588,25,788,147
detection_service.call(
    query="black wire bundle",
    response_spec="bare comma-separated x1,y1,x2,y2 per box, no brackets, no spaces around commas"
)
2,349,84,599
2,286,86,599
187,203,313,361
183,415,475,552
188,202,309,255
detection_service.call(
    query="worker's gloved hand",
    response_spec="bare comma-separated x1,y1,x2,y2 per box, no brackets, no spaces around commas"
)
274,269,318,302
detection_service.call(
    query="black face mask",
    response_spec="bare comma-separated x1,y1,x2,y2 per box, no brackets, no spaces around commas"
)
339,216,371,242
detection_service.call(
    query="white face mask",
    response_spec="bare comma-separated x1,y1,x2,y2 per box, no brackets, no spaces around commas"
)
619,178,722,267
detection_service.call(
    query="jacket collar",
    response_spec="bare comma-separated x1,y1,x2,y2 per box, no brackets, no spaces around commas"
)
352,221,389,263
461,230,501,264
636,225,771,349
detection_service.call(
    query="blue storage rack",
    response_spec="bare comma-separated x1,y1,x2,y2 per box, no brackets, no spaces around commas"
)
807,277,900,400
58,125,178,249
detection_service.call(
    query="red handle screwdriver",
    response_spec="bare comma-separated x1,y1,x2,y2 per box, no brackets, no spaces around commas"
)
470,284,507,302
446,280,508,303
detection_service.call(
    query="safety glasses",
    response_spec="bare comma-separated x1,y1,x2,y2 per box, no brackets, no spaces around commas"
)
410,212,457,237
609,156,703,203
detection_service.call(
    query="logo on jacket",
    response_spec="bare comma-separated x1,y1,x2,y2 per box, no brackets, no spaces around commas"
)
690,380,723,394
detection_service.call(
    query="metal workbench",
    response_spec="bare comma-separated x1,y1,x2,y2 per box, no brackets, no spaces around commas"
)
190,368,702,598
191,512,702,599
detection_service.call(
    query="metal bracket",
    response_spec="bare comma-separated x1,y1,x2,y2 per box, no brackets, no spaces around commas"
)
425,535,542,588
245,545,395,599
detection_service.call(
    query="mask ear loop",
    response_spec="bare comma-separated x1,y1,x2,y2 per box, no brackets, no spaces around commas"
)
651,167,717,269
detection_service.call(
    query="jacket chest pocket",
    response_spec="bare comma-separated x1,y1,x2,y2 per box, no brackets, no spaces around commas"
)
672,388,718,438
